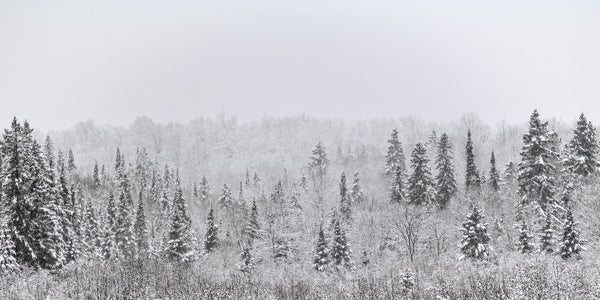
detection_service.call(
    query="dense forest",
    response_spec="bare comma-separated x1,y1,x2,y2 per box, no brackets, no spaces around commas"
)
1,110,599,299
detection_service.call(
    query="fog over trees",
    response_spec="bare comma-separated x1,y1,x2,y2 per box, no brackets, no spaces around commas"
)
1,111,599,298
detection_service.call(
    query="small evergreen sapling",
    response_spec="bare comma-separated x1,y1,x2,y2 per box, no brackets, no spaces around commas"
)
559,209,584,259
460,205,491,260
313,224,329,271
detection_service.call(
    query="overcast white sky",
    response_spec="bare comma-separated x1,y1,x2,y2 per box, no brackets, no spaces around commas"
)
1,1,599,130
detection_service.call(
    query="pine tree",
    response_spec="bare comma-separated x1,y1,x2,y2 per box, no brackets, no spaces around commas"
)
44,136,55,173
503,162,517,183
218,183,233,210
385,129,406,176
0,215,18,273
559,209,583,259
350,172,365,204
339,172,351,220
435,133,456,209
313,224,329,271
237,246,254,274
539,212,554,254
115,187,134,258
253,172,261,187
518,110,559,211
192,182,199,201
517,221,534,253
204,207,219,252
166,173,194,262
199,175,210,203
93,161,101,187
565,113,598,177
465,130,481,190
244,169,251,187
460,205,491,260
1,119,64,268
84,200,101,258
308,142,329,188
489,151,500,191
242,199,262,246
133,190,149,256
407,143,435,205
101,193,118,260
390,166,405,204
67,149,76,173
331,218,351,269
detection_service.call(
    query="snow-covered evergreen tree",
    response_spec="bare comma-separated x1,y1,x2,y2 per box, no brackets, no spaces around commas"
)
350,172,364,204
133,190,149,256
517,221,534,254
559,209,583,259
339,172,351,220
93,161,101,187
67,149,76,174
218,183,233,210
564,113,598,177
390,166,405,204
84,199,101,258
489,151,500,191
331,218,351,269
237,247,254,274
308,142,329,191
0,214,18,273
518,110,559,211
385,129,406,176
115,186,134,258
435,133,456,209
503,162,517,183
539,212,554,254
407,143,435,205
242,199,262,246
204,207,219,252
465,130,481,190
460,205,491,260
313,223,329,271
165,173,194,262
199,175,211,203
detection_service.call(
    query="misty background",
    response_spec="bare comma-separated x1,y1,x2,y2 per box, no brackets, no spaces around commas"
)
1,1,600,130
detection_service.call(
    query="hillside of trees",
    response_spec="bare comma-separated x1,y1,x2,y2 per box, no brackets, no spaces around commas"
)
1,110,600,299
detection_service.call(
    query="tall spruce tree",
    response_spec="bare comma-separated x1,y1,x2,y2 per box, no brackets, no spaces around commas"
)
166,173,194,262
242,199,262,246
435,133,456,209
385,129,406,176
204,207,219,252
565,113,598,177
460,205,491,260
308,142,329,193
489,151,500,191
518,110,559,211
313,223,329,271
331,218,351,269
133,189,149,256
407,143,435,205
0,119,64,268
465,130,481,190
339,172,351,220
350,172,365,204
